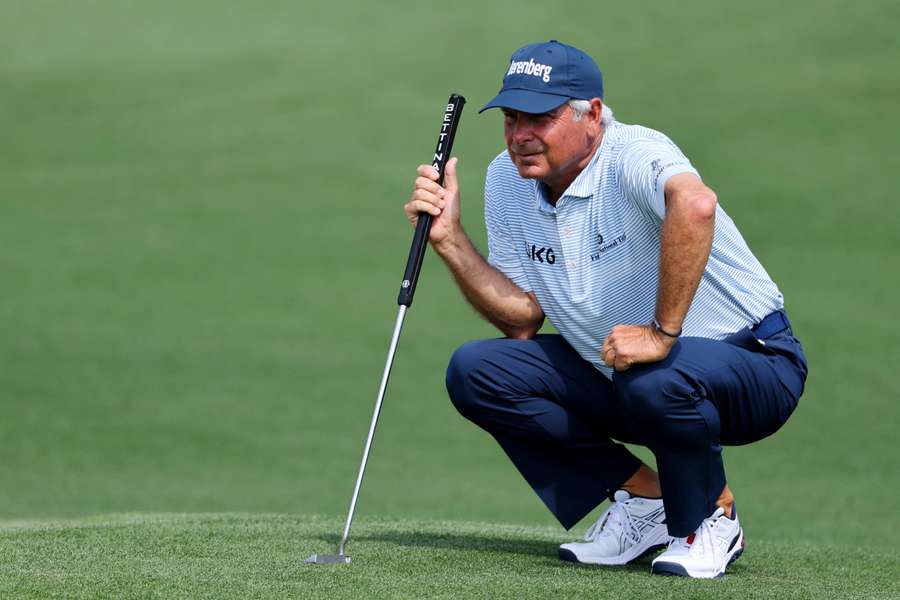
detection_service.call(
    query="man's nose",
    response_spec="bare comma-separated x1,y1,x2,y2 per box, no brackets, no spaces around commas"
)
510,118,533,144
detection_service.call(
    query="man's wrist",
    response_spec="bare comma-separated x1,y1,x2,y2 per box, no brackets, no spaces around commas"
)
651,317,682,339
432,228,467,258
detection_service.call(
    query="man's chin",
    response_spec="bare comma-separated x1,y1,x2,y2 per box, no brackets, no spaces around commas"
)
515,165,547,180
512,158,547,179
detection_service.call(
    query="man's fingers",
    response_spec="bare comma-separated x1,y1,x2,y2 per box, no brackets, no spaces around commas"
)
412,188,445,209
416,164,440,180
405,199,442,218
415,159,458,188
415,176,445,198
601,341,614,367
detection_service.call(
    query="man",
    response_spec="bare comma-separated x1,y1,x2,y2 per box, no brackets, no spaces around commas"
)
404,40,807,578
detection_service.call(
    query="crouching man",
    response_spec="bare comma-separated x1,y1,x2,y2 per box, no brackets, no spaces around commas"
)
404,40,807,578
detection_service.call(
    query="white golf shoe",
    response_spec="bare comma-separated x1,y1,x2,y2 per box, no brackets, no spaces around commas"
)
651,506,744,578
558,490,670,565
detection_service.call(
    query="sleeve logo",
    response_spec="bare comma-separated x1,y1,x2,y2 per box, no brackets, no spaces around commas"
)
650,158,686,191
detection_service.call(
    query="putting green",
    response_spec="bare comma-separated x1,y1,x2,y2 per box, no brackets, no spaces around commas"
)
1,513,897,599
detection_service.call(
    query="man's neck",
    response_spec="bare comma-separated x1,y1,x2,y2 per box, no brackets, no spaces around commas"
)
543,129,604,205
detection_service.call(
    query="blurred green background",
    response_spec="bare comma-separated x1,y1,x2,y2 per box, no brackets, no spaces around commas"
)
1,0,898,555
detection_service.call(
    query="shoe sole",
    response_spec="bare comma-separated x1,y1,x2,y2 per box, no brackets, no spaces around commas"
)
559,541,668,566
651,532,745,578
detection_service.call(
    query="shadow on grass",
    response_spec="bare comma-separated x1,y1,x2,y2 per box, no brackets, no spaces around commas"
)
317,529,653,572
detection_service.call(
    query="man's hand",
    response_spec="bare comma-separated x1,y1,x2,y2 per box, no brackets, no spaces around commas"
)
602,324,676,371
404,157,462,251
402,156,544,339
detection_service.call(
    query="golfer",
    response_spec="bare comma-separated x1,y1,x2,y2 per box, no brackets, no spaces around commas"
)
404,40,807,578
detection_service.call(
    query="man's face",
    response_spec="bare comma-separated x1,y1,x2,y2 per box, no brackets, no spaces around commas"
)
502,102,599,184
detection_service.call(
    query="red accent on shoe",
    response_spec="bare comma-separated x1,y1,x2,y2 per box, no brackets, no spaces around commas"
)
686,533,696,545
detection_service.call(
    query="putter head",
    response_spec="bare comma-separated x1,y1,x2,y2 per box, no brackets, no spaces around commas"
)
305,553,351,565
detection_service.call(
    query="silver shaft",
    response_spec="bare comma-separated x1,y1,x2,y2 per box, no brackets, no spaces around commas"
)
336,304,408,556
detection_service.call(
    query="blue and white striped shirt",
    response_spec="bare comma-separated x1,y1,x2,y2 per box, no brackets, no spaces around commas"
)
484,120,783,378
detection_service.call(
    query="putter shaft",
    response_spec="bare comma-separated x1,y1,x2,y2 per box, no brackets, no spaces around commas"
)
336,304,407,557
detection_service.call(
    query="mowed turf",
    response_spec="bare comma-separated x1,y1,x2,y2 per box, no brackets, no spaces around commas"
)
1,0,898,597
2,514,898,600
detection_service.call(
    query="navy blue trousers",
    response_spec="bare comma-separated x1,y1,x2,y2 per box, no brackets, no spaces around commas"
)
445,310,807,537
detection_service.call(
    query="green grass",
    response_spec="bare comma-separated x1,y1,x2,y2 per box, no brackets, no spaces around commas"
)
2,514,897,600
1,0,899,597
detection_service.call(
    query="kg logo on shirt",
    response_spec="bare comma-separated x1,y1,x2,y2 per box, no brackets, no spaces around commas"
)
526,243,556,264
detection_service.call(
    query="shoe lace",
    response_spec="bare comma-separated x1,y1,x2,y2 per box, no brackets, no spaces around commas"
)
584,499,642,545
666,511,722,557
695,515,717,557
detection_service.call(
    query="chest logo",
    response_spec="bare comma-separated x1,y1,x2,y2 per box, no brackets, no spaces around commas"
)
528,244,556,264
590,233,627,262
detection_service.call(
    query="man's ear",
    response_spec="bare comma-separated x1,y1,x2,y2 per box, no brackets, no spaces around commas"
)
591,98,604,124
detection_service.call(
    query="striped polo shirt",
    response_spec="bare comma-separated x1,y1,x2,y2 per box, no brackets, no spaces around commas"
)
484,120,783,378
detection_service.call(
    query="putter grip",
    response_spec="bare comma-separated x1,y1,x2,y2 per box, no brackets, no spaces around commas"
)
397,93,466,307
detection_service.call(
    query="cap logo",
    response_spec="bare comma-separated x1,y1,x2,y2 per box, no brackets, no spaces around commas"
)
506,58,552,83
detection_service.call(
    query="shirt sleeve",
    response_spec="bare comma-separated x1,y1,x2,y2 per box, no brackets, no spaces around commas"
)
617,135,699,220
484,180,532,293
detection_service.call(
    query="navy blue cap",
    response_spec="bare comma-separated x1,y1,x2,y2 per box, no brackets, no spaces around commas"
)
480,40,604,114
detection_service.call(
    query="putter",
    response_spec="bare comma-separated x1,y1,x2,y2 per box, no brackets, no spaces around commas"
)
306,93,466,565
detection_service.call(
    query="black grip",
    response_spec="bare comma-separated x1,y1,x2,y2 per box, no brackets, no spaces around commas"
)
397,93,466,307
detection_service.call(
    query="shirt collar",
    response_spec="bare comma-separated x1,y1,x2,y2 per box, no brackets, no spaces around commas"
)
534,141,604,214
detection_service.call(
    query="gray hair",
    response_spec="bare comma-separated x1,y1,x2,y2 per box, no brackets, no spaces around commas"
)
568,99,614,125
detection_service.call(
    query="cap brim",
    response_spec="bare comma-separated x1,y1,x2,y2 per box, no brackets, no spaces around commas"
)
478,89,570,114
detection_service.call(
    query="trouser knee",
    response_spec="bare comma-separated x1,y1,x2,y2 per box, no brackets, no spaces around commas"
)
614,367,714,446
445,340,492,422
615,368,671,425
